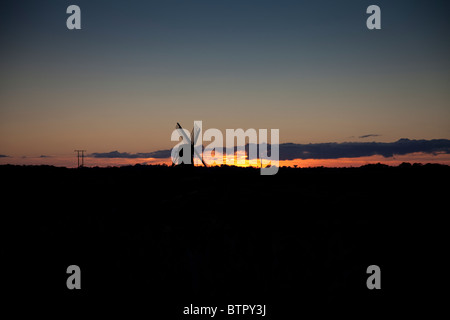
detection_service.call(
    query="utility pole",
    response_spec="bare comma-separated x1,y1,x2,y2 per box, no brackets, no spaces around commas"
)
74,150,86,168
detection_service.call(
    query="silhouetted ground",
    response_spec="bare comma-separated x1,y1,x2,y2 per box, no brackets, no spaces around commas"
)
2,163,448,317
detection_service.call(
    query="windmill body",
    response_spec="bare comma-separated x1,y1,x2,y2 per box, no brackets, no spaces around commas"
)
173,122,206,167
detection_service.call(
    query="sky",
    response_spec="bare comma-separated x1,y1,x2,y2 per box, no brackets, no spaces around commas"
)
1,0,449,167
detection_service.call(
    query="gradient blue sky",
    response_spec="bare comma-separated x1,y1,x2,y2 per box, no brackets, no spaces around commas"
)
1,0,449,160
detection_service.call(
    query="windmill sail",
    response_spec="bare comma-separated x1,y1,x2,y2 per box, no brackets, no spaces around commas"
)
174,122,207,167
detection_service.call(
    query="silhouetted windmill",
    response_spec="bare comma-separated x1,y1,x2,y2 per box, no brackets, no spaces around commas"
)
172,122,206,166
74,150,86,168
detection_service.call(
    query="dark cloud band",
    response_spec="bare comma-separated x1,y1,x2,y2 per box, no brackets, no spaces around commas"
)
359,134,381,139
277,138,450,160
89,139,450,161
90,150,171,159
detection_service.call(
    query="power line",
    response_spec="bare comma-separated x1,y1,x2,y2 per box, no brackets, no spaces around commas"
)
74,150,86,168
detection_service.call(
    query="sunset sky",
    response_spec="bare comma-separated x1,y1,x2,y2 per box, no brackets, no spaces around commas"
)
1,0,449,167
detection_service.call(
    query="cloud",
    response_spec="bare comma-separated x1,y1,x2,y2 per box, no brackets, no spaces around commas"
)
277,138,450,160
90,150,171,159
88,139,450,161
359,134,381,139
0,154,8,158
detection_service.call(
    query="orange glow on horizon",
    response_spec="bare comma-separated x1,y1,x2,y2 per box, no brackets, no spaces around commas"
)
1,152,449,168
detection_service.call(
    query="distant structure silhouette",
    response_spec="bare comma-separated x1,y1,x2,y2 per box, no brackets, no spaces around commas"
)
74,150,86,168
173,123,206,166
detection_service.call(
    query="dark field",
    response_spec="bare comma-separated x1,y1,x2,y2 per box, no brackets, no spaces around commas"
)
2,163,447,316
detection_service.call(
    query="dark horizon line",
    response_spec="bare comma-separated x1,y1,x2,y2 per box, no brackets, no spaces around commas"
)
1,162,449,170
